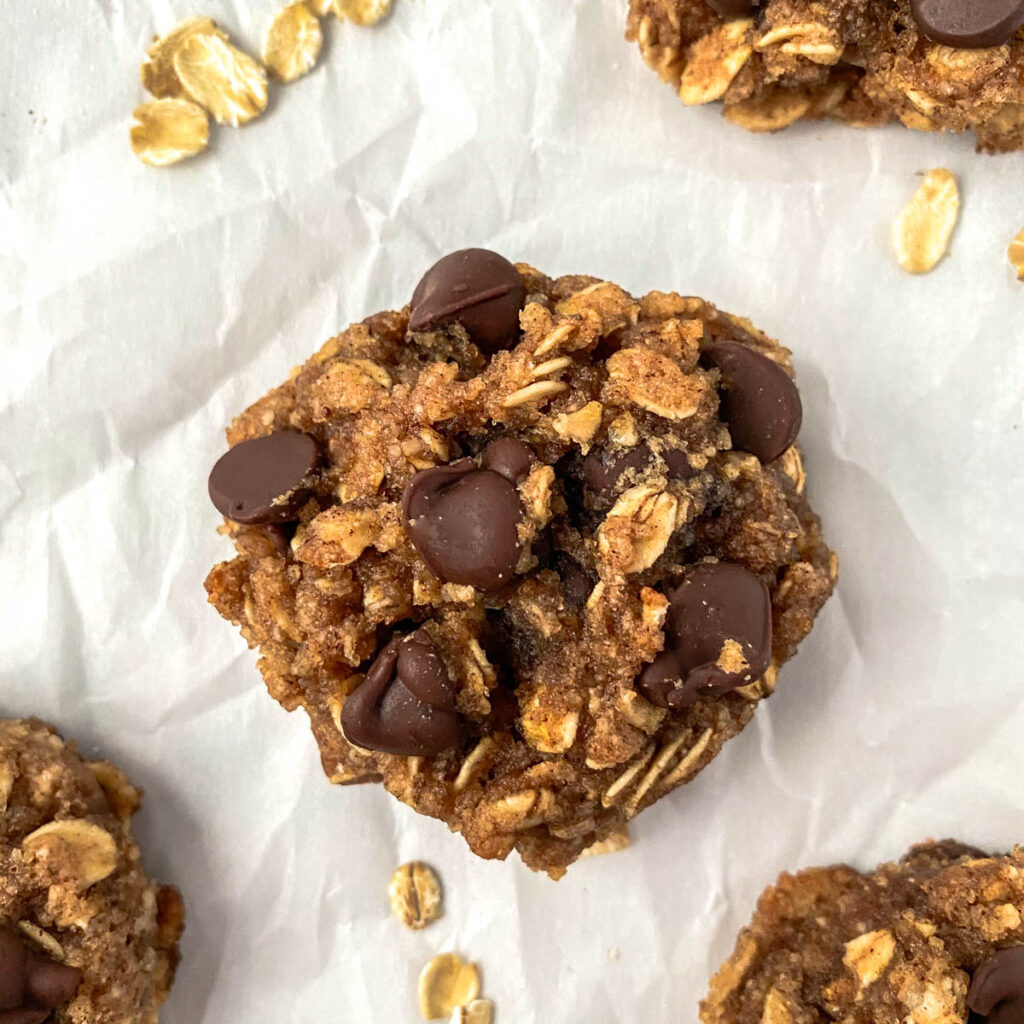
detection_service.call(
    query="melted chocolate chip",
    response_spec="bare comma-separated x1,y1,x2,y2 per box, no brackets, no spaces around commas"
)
402,442,524,592
911,0,1024,48
637,562,772,708
209,430,320,525
341,630,461,756
409,249,527,354
583,442,696,498
702,340,801,464
480,437,533,483
707,0,760,16
969,948,1024,1024
0,928,80,1021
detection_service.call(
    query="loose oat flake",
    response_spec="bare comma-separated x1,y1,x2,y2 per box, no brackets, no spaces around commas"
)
173,33,269,127
1008,229,1024,280
263,2,323,83
130,98,210,167
450,1000,495,1024
316,0,393,25
388,861,443,930
892,168,960,275
141,16,227,99
418,954,481,1021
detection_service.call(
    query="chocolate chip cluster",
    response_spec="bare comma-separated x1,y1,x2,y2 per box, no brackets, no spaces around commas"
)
206,250,836,874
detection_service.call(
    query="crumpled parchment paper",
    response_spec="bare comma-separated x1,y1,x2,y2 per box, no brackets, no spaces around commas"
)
2,1,1024,1021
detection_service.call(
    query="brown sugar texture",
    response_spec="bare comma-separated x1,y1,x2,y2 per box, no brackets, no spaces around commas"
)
205,255,836,877
703,840,1024,1024
0,719,183,1023
626,0,1024,152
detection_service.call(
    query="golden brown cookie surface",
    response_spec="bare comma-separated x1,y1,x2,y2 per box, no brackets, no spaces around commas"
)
205,253,836,876
703,840,1024,1024
626,0,1024,153
0,718,183,1023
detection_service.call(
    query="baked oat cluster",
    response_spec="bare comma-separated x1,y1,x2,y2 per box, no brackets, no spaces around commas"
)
0,719,183,1024
703,840,1024,1024
626,0,1024,152
204,249,836,876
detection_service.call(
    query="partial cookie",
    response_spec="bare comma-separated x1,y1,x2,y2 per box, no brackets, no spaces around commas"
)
205,249,836,877
0,719,183,1023
626,0,1024,153
703,840,1024,1024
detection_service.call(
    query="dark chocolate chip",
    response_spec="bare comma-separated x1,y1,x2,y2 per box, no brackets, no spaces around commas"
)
480,438,533,483
402,443,524,592
583,442,696,498
637,562,772,708
0,929,79,1022
969,948,1024,1024
0,1010,49,1024
706,0,760,16
208,430,321,525
340,630,461,756
702,340,801,464
409,249,527,355
23,954,81,1008
911,0,1024,48
0,930,27,1009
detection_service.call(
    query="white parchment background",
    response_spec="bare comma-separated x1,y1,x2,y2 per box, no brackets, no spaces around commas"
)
3,1,1024,1021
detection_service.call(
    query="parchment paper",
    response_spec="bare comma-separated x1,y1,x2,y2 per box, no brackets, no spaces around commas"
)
3,1,1024,1020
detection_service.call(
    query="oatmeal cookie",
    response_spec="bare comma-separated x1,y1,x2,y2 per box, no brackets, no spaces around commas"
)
703,840,1024,1024
0,718,183,1023
204,249,836,877
626,0,1024,152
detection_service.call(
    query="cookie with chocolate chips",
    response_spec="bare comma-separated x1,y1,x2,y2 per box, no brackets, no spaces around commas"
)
0,719,183,1023
626,0,1024,153
703,841,1024,1024
205,250,836,877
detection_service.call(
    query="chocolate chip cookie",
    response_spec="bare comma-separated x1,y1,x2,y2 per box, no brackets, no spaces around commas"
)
703,840,1024,1024
626,0,1024,152
0,719,183,1023
204,249,836,877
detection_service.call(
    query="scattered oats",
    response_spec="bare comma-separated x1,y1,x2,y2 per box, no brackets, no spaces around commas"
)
450,1000,494,1024
141,16,226,99
892,169,960,275
418,953,481,1021
388,861,443,931
130,98,210,167
331,0,393,25
1008,228,1024,281
263,2,323,83
174,33,269,127
22,819,118,888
